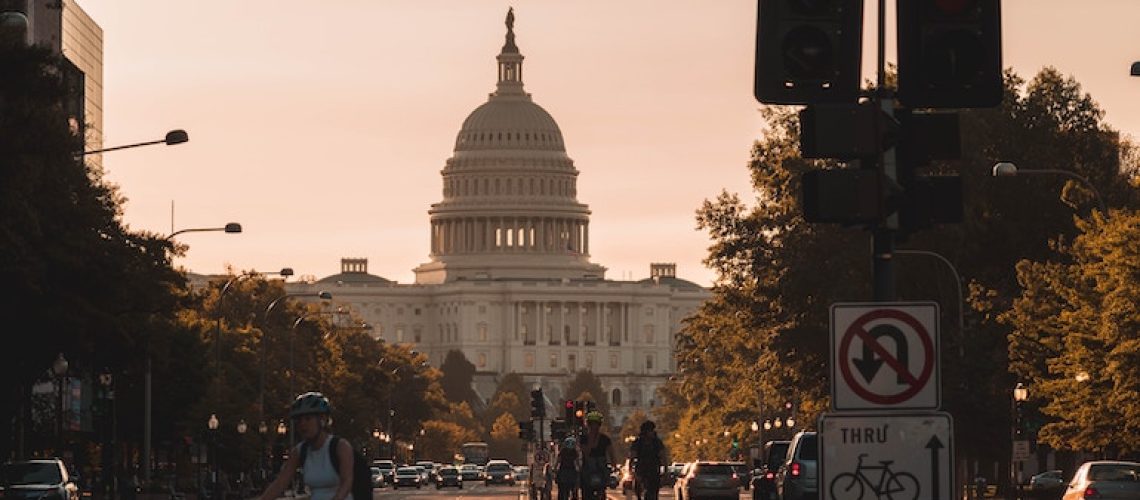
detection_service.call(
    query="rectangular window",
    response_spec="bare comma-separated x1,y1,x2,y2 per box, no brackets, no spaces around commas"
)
646,354,654,371
414,308,421,316
478,352,487,368
479,305,487,314
550,352,558,368
568,353,577,372
413,326,422,343
643,325,655,344
479,323,488,342
396,325,405,342
585,352,594,370
610,352,618,369
525,351,535,368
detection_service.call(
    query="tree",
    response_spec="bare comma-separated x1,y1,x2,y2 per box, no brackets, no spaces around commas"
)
439,350,480,408
0,45,186,460
616,410,650,462
417,420,479,463
487,412,526,464
482,373,528,435
1002,210,1140,456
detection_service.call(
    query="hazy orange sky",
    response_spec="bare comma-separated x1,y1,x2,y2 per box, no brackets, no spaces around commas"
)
79,0,1140,286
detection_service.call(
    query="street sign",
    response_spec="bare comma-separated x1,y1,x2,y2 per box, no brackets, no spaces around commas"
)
830,302,941,410
820,412,954,500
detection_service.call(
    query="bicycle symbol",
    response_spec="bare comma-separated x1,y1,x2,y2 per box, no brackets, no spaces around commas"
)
829,453,920,500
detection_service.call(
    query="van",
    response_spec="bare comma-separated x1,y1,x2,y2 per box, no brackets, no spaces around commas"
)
775,431,818,500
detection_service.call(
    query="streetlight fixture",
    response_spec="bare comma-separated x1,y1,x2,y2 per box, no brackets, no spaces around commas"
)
991,162,1107,214
82,129,189,155
208,414,220,500
238,419,248,434
167,222,243,240
1010,383,1029,500
895,249,966,357
52,353,68,455
1131,61,1140,77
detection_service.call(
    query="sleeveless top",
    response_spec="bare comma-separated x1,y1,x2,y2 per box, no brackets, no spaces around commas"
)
297,435,354,500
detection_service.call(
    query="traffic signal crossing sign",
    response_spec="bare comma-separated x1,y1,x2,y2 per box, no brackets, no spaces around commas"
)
530,389,545,418
517,420,535,440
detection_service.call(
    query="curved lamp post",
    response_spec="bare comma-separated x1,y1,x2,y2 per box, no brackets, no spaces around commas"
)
265,291,333,447
82,129,189,155
991,162,1107,214
894,249,965,357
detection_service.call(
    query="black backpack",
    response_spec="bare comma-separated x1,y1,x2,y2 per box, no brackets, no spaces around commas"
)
632,436,663,474
299,435,372,500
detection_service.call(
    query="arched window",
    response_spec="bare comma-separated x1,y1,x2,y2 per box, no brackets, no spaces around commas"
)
612,388,622,406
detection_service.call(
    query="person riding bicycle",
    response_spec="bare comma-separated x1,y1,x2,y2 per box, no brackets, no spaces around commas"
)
256,392,356,500
579,411,617,500
629,420,667,500
555,437,580,500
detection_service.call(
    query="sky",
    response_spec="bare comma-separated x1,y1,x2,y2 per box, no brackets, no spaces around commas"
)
78,0,1140,287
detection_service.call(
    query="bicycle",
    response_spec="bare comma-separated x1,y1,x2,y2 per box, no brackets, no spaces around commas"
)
829,453,920,500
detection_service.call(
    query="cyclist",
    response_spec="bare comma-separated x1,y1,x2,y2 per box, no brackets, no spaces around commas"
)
579,411,617,500
555,437,580,500
629,420,667,500
256,392,356,500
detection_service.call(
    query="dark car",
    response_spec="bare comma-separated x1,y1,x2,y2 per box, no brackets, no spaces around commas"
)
459,464,482,481
434,467,462,489
484,461,516,486
751,440,790,500
1028,470,1064,499
0,459,80,500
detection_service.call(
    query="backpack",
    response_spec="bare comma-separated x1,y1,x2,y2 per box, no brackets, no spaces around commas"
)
299,435,372,500
632,436,663,474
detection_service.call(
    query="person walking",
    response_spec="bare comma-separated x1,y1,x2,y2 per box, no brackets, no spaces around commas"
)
629,421,667,500
256,392,356,500
555,437,580,500
579,411,616,500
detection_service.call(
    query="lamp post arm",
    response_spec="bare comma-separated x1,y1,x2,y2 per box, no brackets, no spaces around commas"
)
167,227,230,240
82,139,166,155
1021,169,1107,214
894,250,965,347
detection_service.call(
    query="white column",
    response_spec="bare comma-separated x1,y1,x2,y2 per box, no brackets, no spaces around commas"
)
584,222,589,254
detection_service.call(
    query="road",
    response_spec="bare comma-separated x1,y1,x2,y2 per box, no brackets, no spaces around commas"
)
368,483,755,500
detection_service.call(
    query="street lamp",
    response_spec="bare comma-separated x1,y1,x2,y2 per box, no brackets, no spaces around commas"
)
81,129,189,155
1131,61,1140,77
991,162,1107,214
52,353,68,456
895,249,965,357
208,414,220,500
1010,383,1029,499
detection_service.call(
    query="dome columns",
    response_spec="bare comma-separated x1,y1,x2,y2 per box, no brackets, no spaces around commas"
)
430,216,590,256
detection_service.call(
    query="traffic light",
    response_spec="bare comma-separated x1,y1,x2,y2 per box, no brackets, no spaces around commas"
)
564,400,575,422
530,389,545,418
897,0,1003,108
551,419,567,441
894,110,963,234
517,420,534,440
574,401,585,425
754,0,865,104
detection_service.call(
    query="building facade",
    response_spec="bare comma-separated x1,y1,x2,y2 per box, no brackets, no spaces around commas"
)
284,10,709,424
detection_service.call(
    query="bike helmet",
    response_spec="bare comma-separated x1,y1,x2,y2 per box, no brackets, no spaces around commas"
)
290,391,332,418
563,437,576,449
585,411,603,423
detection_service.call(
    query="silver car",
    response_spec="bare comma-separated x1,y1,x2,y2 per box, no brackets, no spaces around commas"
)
675,461,740,500
1062,461,1140,500
0,459,80,500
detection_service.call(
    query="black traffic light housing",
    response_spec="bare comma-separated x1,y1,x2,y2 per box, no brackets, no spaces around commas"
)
564,400,575,422
755,0,865,104
898,0,1003,108
551,419,567,441
530,389,545,418
517,420,535,440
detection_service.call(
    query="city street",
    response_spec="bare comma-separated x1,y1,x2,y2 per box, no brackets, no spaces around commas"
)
365,484,752,500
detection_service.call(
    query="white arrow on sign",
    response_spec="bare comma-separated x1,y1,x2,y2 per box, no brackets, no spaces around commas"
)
819,412,954,500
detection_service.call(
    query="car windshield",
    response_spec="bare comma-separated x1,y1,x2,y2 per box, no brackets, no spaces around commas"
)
1089,464,1140,482
396,468,418,475
799,435,818,460
696,464,735,475
440,469,457,476
767,443,790,463
2,463,63,486
488,465,511,472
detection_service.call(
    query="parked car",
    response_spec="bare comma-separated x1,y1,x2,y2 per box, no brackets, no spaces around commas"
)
1062,461,1140,500
674,461,739,500
752,440,790,500
391,466,422,489
0,459,81,500
485,461,516,486
775,431,818,500
1028,469,1064,499
371,460,396,484
459,464,482,481
434,466,463,489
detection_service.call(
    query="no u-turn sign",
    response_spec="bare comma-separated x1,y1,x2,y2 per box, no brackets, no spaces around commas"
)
830,302,941,411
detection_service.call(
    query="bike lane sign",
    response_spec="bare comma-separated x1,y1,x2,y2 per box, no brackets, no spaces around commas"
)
819,412,953,500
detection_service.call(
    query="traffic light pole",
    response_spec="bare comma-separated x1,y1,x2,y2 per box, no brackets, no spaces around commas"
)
872,0,896,302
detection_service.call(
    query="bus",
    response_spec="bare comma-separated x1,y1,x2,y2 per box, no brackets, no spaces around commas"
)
461,442,489,465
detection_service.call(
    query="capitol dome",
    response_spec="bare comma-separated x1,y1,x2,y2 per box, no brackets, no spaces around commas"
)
455,99,566,152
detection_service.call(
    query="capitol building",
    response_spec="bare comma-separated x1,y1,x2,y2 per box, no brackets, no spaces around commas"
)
284,10,709,423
